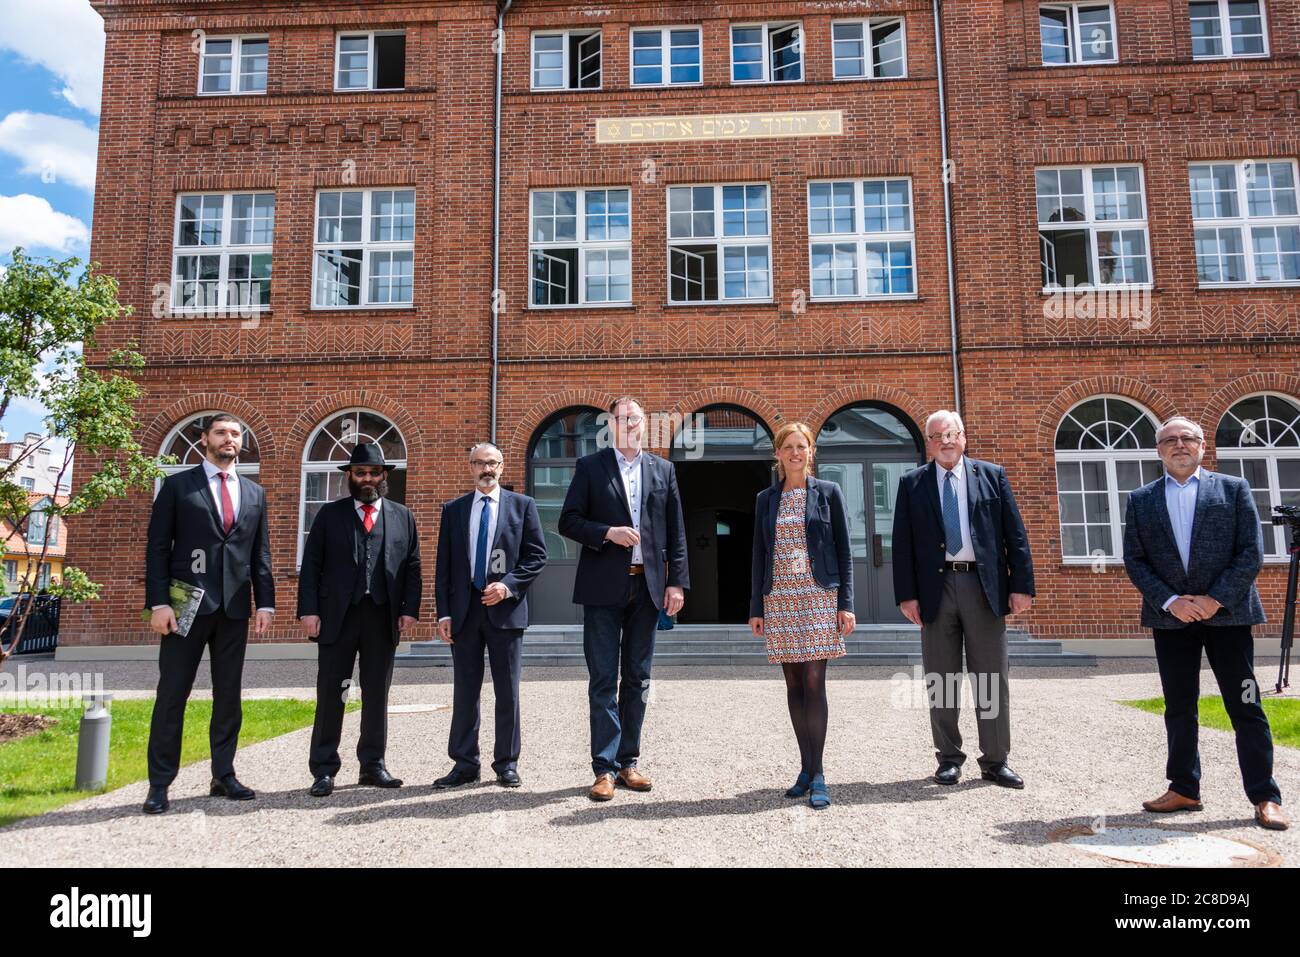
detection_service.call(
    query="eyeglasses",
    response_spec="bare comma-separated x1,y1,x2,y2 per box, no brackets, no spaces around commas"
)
613,415,644,425
471,459,503,469
1157,435,1203,448
926,430,964,443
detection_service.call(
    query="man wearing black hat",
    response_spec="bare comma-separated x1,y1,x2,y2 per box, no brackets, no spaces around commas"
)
298,442,423,797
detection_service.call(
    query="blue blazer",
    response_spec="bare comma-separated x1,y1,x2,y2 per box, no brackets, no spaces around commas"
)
892,458,1035,624
1122,469,1266,629
558,447,689,609
750,476,854,618
435,487,547,634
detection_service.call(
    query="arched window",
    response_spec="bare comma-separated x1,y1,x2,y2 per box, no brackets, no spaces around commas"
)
299,409,407,562
1216,393,1300,558
528,407,604,560
159,412,261,477
1054,396,1161,560
670,404,772,459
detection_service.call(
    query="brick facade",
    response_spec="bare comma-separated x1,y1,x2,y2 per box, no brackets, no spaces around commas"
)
71,0,1300,645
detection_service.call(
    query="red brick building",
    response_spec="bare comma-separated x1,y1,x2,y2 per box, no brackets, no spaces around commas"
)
69,0,1299,648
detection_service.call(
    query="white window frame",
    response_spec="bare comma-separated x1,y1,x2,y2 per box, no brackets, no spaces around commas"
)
531,29,603,91
1190,159,1300,288
666,183,773,305
807,178,917,301
1189,0,1269,60
334,30,407,92
1037,164,1153,291
528,188,633,309
198,34,269,95
156,412,261,490
730,22,804,84
629,25,703,88
1215,392,1300,562
312,189,416,310
830,17,908,80
1054,396,1163,564
171,192,275,316
1038,3,1118,65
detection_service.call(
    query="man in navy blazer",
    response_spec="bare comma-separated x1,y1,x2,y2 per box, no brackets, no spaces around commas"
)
1123,415,1286,830
433,443,547,789
893,410,1035,789
559,396,688,801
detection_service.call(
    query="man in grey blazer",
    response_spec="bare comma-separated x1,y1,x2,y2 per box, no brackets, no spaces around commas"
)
1123,415,1287,830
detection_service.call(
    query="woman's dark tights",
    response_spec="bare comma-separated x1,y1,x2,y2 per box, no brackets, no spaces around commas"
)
782,659,829,777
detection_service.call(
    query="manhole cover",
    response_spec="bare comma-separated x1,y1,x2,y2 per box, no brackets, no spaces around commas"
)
386,703,447,714
1051,826,1278,867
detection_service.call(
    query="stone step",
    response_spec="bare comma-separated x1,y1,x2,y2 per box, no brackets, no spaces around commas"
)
396,651,1096,667
402,638,1067,656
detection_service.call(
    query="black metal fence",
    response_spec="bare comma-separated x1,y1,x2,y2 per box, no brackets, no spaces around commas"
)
1,594,62,655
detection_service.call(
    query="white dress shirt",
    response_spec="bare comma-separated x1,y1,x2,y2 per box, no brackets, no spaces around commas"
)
354,495,383,526
1160,467,1204,610
437,486,511,624
614,447,644,564
936,457,976,562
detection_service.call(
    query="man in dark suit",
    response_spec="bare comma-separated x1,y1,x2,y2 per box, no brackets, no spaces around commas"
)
143,413,275,814
297,442,422,798
560,395,688,801
433,443,547,789
893,410,1035,789
1123,415,1287,830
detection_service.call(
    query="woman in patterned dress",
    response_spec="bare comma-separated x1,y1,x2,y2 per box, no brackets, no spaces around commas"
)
749,422,855,809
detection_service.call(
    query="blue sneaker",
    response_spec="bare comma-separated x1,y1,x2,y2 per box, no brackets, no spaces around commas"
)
809,774,831,809
784,771,813,798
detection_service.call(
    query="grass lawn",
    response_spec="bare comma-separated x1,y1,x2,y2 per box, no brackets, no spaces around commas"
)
0,698,358,828
1123,696,1300,749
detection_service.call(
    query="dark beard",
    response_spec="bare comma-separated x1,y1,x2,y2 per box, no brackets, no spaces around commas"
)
349,475,388,502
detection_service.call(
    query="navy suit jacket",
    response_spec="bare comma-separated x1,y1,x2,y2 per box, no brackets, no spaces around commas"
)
750,477,854,618
1122,469,1266,629
892,458,1035,624
435,488,547,634
145,465,275,618
558,447,689,609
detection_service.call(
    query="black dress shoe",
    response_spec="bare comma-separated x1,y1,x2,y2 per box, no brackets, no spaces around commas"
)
210,774,256,800
981,764,1025,789
934,762,961,786
496,769,522,788
309,776,334,798
433,767,480,790
142,785,170,815
359,765,403,788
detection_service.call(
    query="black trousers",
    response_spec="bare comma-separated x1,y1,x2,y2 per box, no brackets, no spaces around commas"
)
309,597,396,778
147,609,249,788
448,587,524,774
1153,623,1282,806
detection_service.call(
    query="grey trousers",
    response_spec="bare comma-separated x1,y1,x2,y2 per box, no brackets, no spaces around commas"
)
920,569,1011,771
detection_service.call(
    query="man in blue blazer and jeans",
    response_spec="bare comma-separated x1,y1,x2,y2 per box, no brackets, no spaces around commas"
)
1123,415,1287,830
560,396,688,801
434,443,547,789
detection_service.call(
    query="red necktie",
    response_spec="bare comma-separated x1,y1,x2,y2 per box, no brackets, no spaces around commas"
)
219,472,235,534
361,504,375,533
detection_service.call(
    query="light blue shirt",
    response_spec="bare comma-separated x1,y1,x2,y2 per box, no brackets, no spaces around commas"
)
1160,467,1203,610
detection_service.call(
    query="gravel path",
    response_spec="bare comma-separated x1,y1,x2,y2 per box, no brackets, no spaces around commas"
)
2,660,1296,867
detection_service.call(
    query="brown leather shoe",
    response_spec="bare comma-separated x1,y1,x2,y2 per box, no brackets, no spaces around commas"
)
617,767,653,792
1142,789,1204,813
1255,801,1290,831
589,773,616,802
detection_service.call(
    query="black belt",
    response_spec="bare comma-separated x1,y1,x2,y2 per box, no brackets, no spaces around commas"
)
944,561,978,572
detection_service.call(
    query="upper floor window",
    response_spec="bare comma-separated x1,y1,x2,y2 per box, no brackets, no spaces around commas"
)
668,184,771,303
532,30,601,90
1189,1,1268,59
630,27,702,86
199,36,268,94
1216,393,1300,558
172,192,275,314
1039,3,1117,65
1038,165,1151,289
731,23,802,84
335,32,406,91
832,18,906,79
20,477,34,491
313,189,415,308
530,188,631,307
1191,160,1299,286
808,179,915,299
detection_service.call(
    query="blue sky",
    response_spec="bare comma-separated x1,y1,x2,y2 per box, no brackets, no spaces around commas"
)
0,0,105,458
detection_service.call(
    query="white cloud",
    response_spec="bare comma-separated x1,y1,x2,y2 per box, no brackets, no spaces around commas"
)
0,112,98,191
0,0,105,115
0,194,89,253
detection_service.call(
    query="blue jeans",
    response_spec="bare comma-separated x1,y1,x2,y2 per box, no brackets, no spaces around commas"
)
583,573,659,777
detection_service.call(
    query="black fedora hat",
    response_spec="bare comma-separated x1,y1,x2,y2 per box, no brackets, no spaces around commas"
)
338,442,392,471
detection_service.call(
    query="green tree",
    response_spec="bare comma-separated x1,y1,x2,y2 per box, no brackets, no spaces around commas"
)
0,248,163,668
